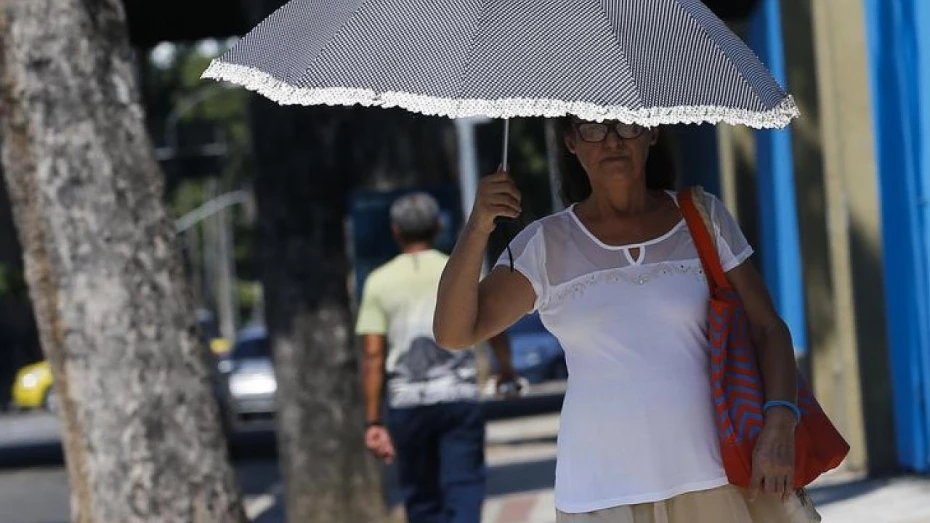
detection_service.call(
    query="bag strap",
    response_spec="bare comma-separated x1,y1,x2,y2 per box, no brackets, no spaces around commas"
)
677,187,731,292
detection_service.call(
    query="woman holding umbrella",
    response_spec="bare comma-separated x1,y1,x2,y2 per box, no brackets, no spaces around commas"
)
202,0,824,519
433,118,806,522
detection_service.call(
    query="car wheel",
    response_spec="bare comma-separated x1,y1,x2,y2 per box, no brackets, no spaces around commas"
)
43,387,58,414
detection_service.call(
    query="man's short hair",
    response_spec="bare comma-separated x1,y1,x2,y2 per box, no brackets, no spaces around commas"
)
390,192,441,244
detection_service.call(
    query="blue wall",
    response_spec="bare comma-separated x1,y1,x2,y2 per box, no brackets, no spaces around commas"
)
748,0,808,356
863,0,930,473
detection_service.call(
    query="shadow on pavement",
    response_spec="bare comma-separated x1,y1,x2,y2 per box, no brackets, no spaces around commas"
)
489,435,558,447
0,441,64,469
0,421,282,470
483,387,564,421
229,424,279,462
807,476,889,507
382,456,558,507
487,457,557,497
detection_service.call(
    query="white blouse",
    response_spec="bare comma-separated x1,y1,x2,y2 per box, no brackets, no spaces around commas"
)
496,191,753,513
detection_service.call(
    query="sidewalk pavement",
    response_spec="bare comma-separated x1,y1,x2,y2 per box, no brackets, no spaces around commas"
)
243,411,930,522
481,413,930,523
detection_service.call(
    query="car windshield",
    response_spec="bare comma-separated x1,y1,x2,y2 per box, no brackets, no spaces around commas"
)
232,336,270,360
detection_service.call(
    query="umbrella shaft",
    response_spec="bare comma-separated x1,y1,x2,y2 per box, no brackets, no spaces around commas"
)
501,119,510,171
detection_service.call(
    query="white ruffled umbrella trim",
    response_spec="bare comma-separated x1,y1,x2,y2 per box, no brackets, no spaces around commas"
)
202,60,798,129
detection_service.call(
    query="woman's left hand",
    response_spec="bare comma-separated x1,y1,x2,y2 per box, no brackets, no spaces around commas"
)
750,408,796,501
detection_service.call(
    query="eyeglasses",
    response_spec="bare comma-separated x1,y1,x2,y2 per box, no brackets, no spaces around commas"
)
574,121,647,142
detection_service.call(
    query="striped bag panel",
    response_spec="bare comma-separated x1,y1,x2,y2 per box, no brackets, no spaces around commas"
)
679,187,849,489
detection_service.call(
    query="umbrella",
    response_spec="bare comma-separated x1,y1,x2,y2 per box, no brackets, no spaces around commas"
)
203,0,798,268
203,0,799,140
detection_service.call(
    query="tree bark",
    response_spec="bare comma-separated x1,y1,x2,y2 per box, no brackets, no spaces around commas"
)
240,10,456,522
249,100,385,523
0,2,246,522
248,99,455,523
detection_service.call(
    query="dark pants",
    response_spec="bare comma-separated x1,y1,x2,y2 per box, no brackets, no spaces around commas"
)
388,401,486,523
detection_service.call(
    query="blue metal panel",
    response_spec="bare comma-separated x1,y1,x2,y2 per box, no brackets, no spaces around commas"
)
748,0,808,356
863,0,930,472
911,0,930,472
914,0,930,473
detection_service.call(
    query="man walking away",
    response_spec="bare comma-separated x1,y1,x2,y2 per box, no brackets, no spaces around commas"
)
356,192,519,523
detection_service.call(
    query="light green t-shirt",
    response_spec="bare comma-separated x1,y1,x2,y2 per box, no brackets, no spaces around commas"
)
355,250,478,407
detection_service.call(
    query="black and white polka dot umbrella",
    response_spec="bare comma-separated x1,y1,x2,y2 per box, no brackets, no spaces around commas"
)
203,0,797,129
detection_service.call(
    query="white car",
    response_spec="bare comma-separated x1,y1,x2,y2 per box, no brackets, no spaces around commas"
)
217,325,277,426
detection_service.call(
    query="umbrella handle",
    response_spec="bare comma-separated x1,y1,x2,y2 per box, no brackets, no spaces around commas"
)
500,118,516,273
501,118,510,172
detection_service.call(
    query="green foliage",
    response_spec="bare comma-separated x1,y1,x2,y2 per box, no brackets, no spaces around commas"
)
142,41,258,316
170,178,208,218
0,262,27,299
236,280,262,320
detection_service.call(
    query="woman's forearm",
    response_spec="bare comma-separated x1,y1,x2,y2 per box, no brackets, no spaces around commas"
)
725,262,799,422
755,320,798,418
434,222,491,348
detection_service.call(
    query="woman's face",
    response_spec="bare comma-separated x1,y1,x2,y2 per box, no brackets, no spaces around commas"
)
564,119,658,188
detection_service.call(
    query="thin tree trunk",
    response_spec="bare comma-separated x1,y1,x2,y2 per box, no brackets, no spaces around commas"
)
239,0,457,518
249,103,461,521
250,99,385,523
247,95,458,521
0,2,246,522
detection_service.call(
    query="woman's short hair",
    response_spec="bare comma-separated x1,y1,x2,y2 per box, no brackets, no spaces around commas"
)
390,192,441,244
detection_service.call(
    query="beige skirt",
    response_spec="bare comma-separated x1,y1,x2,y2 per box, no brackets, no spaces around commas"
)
556,485,821,523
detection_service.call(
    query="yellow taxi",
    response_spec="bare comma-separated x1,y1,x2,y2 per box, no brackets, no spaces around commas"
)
11,360,56,411
10,335,230,412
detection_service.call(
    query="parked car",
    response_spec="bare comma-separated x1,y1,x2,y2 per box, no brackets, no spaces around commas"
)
216,325,277,425
10,360,56,412
10,312,230,414
489,313,567,384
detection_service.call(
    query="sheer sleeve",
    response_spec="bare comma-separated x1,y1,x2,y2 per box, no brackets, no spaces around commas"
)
493,221,549,311
705,193,754,272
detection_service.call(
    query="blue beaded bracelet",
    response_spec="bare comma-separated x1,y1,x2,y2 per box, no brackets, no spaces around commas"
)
763,400,801,421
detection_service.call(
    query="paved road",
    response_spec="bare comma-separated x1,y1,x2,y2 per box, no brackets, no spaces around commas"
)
0,412,284,523
0,385,566,523
0,412,59,445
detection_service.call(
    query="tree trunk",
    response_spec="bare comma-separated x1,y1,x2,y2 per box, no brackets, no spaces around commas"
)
0,2,246,522
240,6,456,523
249,100,386,523
248,93,456,523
